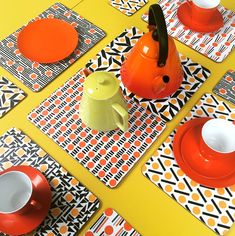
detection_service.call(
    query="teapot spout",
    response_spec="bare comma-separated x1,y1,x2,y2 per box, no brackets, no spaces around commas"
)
152,75,170,95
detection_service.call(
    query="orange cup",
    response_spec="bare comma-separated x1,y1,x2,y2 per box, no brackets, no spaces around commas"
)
187,0,220,25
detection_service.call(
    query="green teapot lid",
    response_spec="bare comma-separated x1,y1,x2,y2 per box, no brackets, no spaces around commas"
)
83,71,120,100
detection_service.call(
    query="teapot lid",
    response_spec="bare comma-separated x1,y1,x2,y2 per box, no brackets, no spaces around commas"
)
83,71,120,100
135,31,161,59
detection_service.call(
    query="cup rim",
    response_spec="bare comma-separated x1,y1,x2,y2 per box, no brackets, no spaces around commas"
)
192,0,220,9
0,171,33,214
201,119,235,154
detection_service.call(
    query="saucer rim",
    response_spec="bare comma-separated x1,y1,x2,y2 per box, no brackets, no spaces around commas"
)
0,165,51,235
177,2,224,33
173,117,235,188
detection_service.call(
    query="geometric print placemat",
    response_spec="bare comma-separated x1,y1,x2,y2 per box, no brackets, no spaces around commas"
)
86,27,211,123
142,0,235,63
109,0,148,16
0,76,26,118
28,69,166,188
85,208,141,236
213,70,235,105
143,94,235,236
0,128,100,235
0,3,105,92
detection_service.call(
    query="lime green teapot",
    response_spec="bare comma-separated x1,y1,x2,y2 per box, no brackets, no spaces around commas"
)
80,70,129,132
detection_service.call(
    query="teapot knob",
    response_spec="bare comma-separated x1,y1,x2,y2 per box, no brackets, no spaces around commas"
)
97,77,105,84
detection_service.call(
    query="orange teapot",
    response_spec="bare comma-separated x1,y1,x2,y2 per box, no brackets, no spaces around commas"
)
120,4,183,99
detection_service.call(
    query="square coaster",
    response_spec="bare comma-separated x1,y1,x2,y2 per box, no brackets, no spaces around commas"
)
0,2,105,92
28,69,166,188
143,94,235,236
213,70,235,105
0,76,26,118
86,27,211,122
85,208,141,236
0,128,100,235
109,0,148,16
142,0,235,62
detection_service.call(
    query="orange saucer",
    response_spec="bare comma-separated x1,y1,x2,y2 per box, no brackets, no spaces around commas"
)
177,3,224,33
17,18,79,63
173,118,235,188
0,166,51,235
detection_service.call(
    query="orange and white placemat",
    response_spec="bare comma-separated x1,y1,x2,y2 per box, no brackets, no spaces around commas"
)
143,94,235,236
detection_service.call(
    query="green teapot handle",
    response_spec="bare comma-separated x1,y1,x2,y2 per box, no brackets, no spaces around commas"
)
112,103,128,132
148,4,168,67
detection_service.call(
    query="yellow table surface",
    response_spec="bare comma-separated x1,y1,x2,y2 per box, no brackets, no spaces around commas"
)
0,0,235,235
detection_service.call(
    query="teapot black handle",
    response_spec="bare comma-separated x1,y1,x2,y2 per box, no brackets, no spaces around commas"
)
148,4,168,67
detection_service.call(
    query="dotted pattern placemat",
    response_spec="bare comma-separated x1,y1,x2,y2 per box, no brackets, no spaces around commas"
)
142,0,235,63
109,0,148,16
86,27,211,122
85,208,141,236
0,2,105,92
28,69,166,188
143,94,235,236
0,128,100,235
213,70,235,105
0,76,26,118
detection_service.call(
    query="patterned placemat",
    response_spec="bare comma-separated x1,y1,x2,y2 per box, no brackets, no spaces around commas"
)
86,27,211,122
213,70,235,105
0,2,105,92
0,128,100,235
143,94,235,236
28,69,166,188
109,0,148,16
142,0,235,63
0,76,26,118
85,208,141,236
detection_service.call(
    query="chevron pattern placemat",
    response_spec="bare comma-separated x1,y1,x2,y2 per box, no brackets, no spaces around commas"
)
0,3,105,92
109,0,148,16
143,94,235,236
142,0,235,63
28,69,166,188
85,208,141,236
0,128,100,235
0,77,26,118
86,27,211,122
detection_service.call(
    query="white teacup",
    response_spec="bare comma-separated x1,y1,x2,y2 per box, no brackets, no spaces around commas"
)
0,171,40,214
200,118,235,158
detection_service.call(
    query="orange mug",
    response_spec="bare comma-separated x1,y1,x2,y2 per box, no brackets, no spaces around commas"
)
187,0,220,24
0,170,41,215
200,118,235,160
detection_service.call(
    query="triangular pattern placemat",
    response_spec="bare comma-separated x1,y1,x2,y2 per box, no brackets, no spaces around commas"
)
0,128,100,235
142,0,235,63
213,70,235,105
85,208,141,236
28,69,166,188
86,27,211,122
0,76,26,118
0,2,105,92
143,94,235,236
109,0,148,16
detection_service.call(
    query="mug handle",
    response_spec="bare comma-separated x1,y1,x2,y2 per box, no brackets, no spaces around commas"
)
112,103,128,132
30,199,42,210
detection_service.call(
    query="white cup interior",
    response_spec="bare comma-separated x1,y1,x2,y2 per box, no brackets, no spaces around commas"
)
0,171,32,214
202,119,235,153
192,0,220,9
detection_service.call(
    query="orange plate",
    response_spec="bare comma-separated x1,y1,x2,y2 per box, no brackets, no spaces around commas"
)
0,166,51,235
177,3,224,33
173,117,235,188
17,18,79,63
